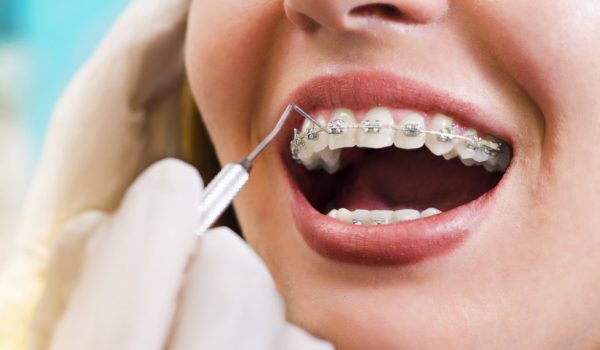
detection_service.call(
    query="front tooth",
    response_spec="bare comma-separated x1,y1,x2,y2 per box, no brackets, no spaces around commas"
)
371,210,394,225
318,148,341,174
395,209,420,222
328,109,357,150
307,116,329,153
421,208,442,218
356,107,394,149
425,114,456,156
351,209,372,225
337,208,352,224
394,112,426,149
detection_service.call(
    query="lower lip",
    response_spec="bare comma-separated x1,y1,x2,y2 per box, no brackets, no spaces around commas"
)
283,162,499,266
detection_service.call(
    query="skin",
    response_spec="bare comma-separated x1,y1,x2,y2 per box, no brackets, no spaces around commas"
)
185,1,600,349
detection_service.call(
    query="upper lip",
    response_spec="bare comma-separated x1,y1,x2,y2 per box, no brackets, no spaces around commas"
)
272,70,514,266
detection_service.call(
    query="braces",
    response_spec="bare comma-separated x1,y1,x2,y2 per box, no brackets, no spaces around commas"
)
291,118,504,161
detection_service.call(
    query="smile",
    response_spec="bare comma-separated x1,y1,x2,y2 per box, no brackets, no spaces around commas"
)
290,105,511,225
277,71,515,265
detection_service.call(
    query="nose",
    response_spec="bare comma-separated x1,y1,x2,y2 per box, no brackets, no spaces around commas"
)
284,0,448,31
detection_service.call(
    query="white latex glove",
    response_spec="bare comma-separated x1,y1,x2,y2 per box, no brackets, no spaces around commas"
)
28,159,333,350
1,0,193,347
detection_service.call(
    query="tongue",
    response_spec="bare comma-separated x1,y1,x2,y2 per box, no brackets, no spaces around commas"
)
334,148,502,211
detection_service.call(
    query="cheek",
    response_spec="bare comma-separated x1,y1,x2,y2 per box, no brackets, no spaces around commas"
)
463,0,600,198
462,0,600,113
185,0,284,162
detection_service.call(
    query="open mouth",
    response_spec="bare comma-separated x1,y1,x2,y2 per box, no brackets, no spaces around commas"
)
277,72,514,265
287,107,511,225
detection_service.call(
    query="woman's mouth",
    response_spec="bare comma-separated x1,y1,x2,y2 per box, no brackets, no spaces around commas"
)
277,72,514,265
290,107,510,221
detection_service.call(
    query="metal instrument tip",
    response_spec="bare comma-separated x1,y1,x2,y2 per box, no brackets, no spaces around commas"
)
242,104,318,167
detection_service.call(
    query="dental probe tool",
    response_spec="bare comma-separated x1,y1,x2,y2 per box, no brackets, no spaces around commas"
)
195,104,314,235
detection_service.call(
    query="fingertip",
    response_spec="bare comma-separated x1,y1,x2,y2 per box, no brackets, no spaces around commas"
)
132,158,203,193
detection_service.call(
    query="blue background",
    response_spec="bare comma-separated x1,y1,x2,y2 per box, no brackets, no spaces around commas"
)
0,0,129,158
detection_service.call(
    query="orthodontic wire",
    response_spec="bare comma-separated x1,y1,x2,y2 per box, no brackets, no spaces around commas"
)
292,120,504,154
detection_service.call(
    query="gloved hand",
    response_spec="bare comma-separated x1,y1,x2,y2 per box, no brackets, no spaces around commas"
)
0,0,193,346
28,159,333,350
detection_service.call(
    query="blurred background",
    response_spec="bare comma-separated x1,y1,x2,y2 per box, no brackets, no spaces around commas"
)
0,0,128,267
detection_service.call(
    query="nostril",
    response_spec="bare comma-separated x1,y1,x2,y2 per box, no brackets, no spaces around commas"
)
349,3,406,23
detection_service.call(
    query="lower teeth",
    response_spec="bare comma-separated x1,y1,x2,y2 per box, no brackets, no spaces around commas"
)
328,208,442,225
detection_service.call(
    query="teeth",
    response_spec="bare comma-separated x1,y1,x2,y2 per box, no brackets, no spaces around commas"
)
395,209,420,222
305,116,328,153
472,147,490,163
443,149,459,160
356,107,394,149
482,144,511,172
318,148,341,174
351,209,372,225
337,208,353,223
455,129,478,160
460,157,476,167
328,109,357,150
326,208,443,225
292,107,511,174
371,210,394,225
420,208,442,218
494,146,512,171
425,114,456,156
483,162,496,172
298,151,320,170
394,112,426,149
296,125,320,169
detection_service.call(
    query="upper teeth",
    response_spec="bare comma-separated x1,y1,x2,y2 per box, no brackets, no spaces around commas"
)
291,107,511,174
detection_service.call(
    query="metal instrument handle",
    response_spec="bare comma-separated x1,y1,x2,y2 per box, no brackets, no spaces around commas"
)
196,163,249,235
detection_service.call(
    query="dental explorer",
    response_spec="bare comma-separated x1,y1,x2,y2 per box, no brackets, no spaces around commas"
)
195,104,322,235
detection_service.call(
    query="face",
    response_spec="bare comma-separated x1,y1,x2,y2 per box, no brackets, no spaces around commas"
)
186,1,600,348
